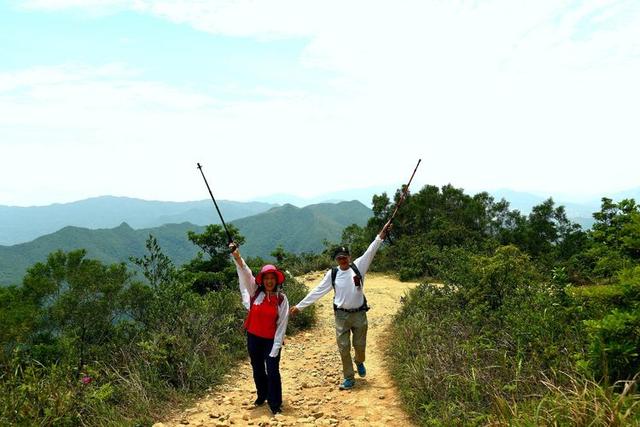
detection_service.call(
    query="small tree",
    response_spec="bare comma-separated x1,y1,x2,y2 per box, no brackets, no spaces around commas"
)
130,234,176,289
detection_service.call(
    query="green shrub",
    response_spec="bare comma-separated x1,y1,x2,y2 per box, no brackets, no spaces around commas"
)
570,266,640,383
387,245,586,425
581,310,640,383
0,235,318,425
283,274,316,334
568,283,627,323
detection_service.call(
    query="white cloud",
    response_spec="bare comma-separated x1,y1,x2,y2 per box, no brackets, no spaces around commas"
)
4,1,640,205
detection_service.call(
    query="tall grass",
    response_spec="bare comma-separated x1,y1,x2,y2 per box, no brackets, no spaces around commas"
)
1,276,316,426
492,374,640,426
385,246,640,425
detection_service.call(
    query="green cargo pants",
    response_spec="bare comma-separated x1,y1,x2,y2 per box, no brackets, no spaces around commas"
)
334,309,368,380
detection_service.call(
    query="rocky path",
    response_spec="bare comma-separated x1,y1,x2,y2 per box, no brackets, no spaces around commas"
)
157,272,418,427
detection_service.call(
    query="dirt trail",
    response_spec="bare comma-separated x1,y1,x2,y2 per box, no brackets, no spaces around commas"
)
158,273,418,427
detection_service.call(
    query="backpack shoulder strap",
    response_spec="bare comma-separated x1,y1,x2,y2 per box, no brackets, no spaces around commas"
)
331,267,338,289
350,263,369,310
350,263,363,282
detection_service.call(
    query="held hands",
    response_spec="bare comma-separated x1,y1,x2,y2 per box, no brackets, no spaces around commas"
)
289,306,300,317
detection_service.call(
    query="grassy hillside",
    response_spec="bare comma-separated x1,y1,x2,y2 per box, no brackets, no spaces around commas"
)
233,200,372,256
0,196,275,245
0,200,372,286
0,222,205,285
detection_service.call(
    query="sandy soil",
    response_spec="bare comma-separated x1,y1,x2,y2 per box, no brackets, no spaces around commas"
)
155,272,418,427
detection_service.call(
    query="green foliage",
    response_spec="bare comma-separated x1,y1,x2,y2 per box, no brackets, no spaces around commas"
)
187,224,245,272
183,224,244,294
334,184,640,424
575,198,640,281
130,234,176,289
568,283,627,320
0,222,205,286
282,275,316,333
388,245,590,424
0,200,373,286
351,184,589,282
1,230,317,425
340,223,370,259
271,245,286,264
381,191,640,425
492,373,640,426
572,266,640,383
582,310,640,382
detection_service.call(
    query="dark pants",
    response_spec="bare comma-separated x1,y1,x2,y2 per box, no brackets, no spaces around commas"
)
247,332,282,411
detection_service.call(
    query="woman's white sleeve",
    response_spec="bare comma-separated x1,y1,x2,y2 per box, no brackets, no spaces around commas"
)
234,257,257,309
269,295,290,358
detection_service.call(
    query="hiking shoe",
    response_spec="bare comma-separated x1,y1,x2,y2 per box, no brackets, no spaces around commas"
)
356,362,366,378
270,406,282,415
339,378,355,390
254,397,266,406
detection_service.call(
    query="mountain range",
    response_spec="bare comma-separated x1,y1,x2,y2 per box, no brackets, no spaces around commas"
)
0,196,276,246
2,186,639,285
0,201,372,286
3,186,638,247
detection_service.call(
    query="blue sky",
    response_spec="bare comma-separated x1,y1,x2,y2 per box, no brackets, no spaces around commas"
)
0,4,325,99
1,0,639,206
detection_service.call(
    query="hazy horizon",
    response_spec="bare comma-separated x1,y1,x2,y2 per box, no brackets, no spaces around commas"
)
1,182,638,208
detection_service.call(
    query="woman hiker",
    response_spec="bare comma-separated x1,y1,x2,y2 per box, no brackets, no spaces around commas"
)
230,242,289,414
289,220,391,390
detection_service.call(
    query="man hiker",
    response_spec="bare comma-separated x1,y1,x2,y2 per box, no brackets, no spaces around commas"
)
290,220,392,390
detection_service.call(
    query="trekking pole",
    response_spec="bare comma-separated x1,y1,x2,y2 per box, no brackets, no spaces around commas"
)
387,159,421,224
196,163,236,251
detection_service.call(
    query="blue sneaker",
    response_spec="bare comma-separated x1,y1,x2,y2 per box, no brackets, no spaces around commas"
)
339,378,355,390
356,362,366,378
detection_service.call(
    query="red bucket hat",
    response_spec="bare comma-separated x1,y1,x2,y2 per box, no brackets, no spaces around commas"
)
255,264,286,285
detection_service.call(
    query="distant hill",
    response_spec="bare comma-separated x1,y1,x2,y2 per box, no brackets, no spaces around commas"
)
0,196,276,245
0,222,204,286
251,185,399,207
233,201,373,256
0,200,373,286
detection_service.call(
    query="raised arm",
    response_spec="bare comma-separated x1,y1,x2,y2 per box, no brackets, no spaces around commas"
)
353,220,392,275
291,270,333,313
269,295,290,358
230,243,257,309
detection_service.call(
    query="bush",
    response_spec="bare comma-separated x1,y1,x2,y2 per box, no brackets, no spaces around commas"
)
1,234,318,425
568,283,627,320
283,273,316,334
387,245,587,424
570,266,640,383
582,310,640,383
